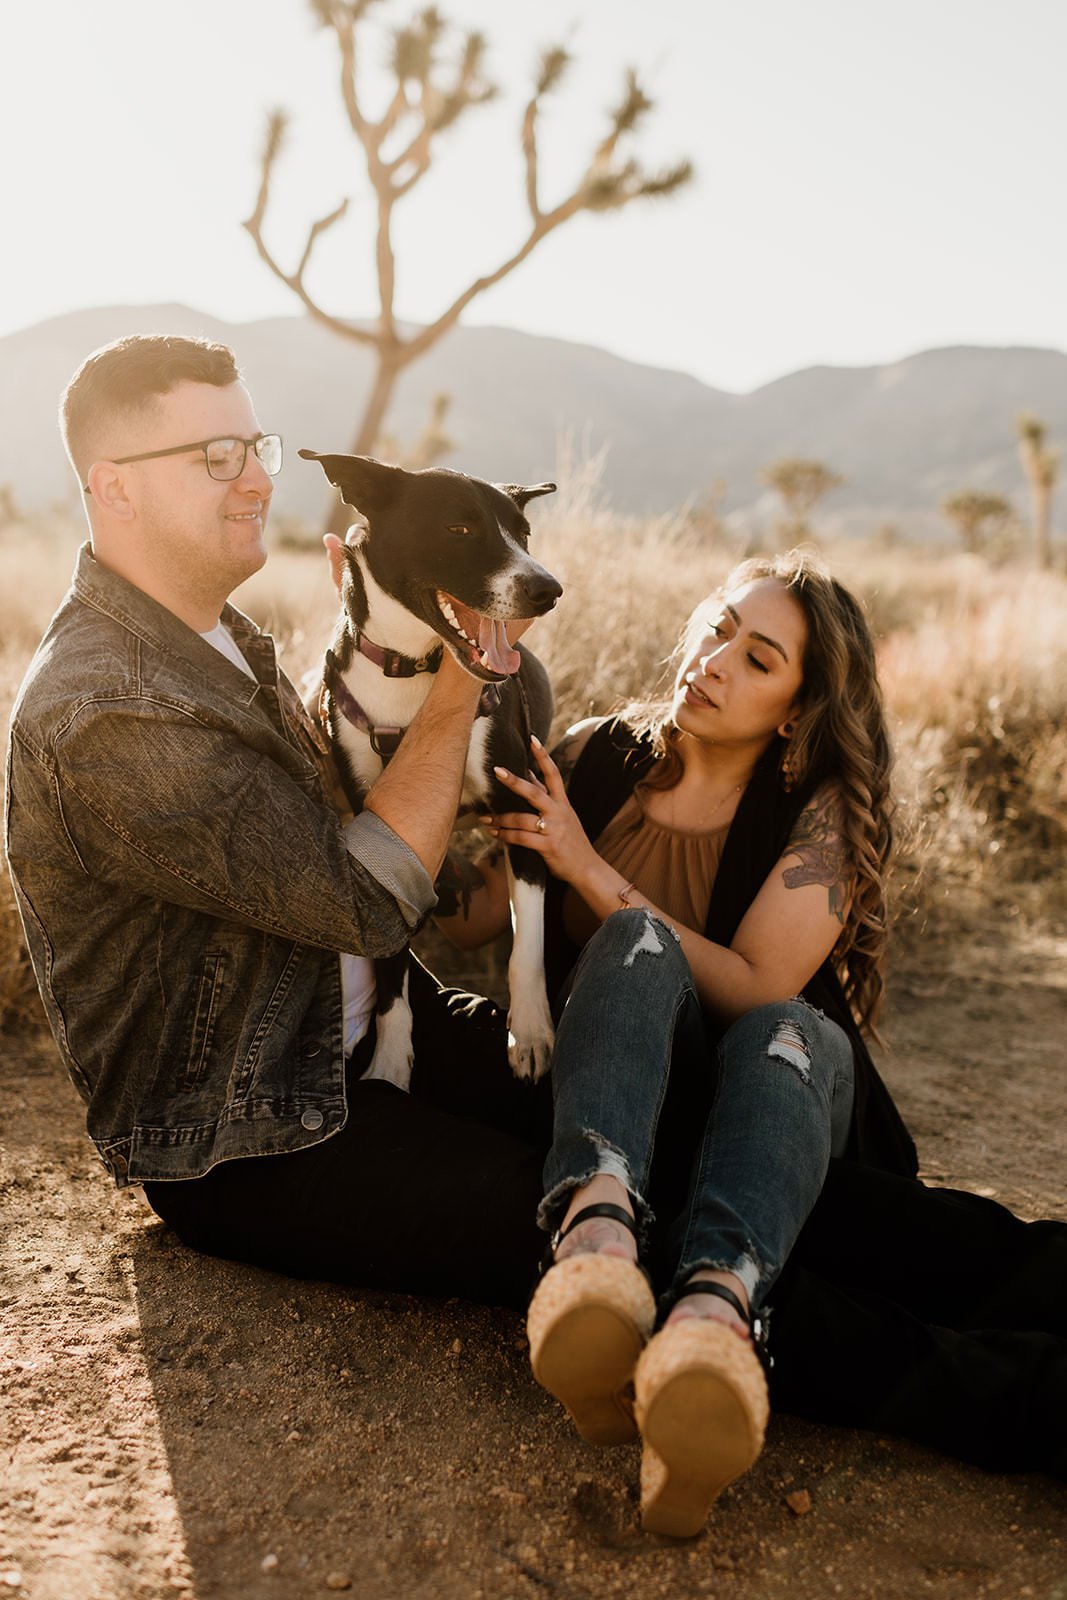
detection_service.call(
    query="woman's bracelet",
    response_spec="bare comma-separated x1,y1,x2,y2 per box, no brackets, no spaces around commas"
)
617,881,638,909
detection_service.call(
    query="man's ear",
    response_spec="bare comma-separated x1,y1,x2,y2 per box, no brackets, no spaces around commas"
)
85,461,136,521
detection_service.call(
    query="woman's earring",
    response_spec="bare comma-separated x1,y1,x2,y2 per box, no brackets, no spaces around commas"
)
779,734,796,792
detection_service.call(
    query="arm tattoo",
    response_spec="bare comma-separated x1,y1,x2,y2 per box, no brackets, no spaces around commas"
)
782,788,852,925
433,847,498,920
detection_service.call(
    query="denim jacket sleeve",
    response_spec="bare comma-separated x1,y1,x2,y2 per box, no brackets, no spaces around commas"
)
52,696,435,957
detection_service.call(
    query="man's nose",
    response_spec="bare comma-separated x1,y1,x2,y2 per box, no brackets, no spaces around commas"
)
238,449,274,494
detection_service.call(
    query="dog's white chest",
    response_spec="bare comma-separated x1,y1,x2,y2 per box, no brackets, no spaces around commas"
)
334,666,493,807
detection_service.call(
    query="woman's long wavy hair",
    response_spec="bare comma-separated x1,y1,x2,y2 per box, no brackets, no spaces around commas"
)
624,549,893,1037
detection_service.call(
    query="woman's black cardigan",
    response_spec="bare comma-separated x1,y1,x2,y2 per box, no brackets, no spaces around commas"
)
544,717,917,1177
543,719,1067,1479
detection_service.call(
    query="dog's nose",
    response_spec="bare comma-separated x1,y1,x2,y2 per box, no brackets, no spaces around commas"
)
523,574,563,612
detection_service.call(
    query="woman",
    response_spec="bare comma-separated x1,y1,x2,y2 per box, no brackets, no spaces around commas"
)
441,548,1067,1533
438,549,900,1532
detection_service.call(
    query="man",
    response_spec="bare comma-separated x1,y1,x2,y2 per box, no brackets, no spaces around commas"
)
5,333,546,1306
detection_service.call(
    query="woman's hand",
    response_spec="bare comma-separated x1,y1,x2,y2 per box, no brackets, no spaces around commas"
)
482,736,601,887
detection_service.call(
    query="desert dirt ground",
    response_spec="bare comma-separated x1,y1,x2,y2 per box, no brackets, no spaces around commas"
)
2,918,1066,1600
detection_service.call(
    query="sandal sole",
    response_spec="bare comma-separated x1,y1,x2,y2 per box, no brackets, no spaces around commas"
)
635,1321,768,1537
528,1254,656,1445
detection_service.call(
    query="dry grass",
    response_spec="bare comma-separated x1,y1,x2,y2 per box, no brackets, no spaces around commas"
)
2,501,1065,1027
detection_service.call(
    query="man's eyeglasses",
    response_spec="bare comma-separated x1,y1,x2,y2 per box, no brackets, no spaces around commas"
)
83,434,283,493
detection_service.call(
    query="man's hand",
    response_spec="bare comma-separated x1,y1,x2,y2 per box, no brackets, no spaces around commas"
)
324,532,347,596
363,651,481,879
505,615,538,646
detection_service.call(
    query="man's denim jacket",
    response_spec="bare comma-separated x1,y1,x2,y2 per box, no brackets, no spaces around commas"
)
4,545,435,1187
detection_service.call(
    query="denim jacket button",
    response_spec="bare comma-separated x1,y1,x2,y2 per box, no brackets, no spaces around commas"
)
300,1108,325,1131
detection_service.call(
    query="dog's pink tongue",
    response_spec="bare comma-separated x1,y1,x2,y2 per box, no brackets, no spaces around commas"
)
478,616,520,676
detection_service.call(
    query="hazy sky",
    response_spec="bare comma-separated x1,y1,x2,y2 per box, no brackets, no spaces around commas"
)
5,0,1065,392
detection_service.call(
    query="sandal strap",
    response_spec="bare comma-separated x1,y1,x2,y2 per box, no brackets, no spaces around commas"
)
552,1202,639,1249
665,1278,774,1373
538,1201,642,1282
669,1278,749,1322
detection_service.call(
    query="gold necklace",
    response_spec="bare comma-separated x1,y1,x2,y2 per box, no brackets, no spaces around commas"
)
667,780,744,831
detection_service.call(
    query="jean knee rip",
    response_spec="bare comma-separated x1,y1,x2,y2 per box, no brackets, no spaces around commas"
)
767,1017,812,1083
622,909,680,968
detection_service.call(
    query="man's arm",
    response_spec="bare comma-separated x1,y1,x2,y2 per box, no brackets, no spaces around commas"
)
43,701,436,959
362,653,483,881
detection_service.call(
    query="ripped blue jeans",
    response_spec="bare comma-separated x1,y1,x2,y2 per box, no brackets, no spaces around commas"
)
539,909,855,1313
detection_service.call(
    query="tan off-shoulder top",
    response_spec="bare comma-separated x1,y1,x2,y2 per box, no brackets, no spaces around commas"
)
562,783,731,948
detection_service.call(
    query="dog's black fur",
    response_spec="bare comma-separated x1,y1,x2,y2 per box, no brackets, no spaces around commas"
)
300,450,562,1085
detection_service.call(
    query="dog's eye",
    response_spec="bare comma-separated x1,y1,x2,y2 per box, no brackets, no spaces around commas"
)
446,524,473,537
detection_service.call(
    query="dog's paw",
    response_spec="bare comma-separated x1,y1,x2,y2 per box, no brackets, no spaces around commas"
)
363,1031,414,1092
363,1048,414,1091
506,1013,555,1082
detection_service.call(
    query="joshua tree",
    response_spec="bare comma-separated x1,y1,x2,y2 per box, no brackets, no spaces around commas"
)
0,484,19,526
1016,413,1060,570
244,1,692,533
376,391,454,470
940,489,1012,554
761,458,844,539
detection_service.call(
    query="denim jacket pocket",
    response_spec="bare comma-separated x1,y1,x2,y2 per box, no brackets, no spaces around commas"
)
180,947,227,1093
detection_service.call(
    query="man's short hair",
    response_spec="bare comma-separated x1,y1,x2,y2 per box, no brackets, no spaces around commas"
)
60,334,241,482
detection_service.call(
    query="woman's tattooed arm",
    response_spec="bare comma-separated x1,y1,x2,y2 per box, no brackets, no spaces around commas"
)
781,786,852,925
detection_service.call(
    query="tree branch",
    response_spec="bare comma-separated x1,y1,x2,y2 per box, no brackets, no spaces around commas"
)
402,193,586,362
248,9,691,466
399,58,691,364
242,109,376,347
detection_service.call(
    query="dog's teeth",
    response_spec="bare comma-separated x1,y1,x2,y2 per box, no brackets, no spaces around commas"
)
440,596,478,647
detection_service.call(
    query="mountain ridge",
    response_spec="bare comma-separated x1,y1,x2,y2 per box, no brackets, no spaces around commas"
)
2,304,1063,535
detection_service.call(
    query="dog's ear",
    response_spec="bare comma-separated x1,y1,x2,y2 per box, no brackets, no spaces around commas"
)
497,481,557,512
298,450,404,515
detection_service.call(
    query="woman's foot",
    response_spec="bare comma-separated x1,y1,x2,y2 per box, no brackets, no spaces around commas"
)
635,1318,769,1537
527,1178,654,1446
554,1175,638,1265
665,1269,751,1341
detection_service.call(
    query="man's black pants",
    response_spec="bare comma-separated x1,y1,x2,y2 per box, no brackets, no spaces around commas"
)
144,959,552,1309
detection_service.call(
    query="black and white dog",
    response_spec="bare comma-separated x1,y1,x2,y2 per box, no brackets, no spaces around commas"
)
300,450,562,1087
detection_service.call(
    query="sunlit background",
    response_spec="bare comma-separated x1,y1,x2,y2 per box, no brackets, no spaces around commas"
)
6,0,1066,393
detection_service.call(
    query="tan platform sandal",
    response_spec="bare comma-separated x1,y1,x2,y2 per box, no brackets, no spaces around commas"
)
634,1280,770,1537
526,1202,657,1445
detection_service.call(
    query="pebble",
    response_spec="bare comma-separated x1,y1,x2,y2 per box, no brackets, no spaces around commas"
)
325,1574,352,1591
261,1554,279,1573
786,1489,813,1516
1,1573,22,1591
286,1430,303,1443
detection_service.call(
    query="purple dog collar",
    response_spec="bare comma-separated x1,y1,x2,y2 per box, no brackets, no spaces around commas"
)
324,656,502,767
353,626,442,679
